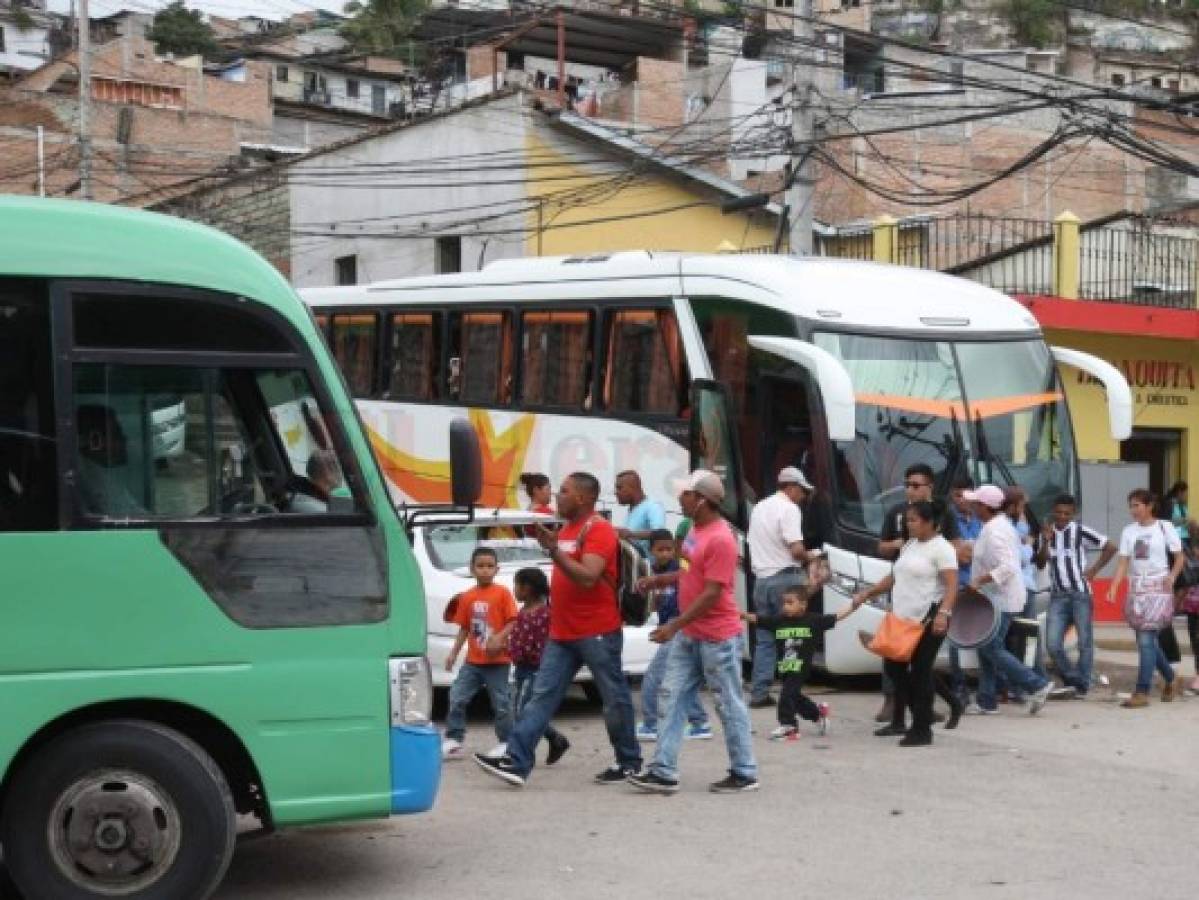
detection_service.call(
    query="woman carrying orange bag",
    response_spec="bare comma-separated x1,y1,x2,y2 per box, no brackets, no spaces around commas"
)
854,501,961,747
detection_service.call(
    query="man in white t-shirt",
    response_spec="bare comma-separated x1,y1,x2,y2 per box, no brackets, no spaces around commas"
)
747,467,812,707
966,485,1053,716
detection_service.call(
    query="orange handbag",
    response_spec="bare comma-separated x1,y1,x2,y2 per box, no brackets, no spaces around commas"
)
867,612,925,663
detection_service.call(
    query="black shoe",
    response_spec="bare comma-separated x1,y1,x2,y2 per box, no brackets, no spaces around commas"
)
473,753,526,787
873,723,906,737
709,772,760,793
945,698,963,731
748,695,776,709
546,735,570,767
595,765,638,785
898,732,933,747
626,771,679,794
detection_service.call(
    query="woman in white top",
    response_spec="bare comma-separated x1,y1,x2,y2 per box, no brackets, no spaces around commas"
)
1108,488,1185,708
854,501,960,746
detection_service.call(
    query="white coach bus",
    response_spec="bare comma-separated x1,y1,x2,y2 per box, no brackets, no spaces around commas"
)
301,252,1131,674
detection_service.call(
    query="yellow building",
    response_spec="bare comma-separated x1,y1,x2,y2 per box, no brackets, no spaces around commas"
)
524,114,782,257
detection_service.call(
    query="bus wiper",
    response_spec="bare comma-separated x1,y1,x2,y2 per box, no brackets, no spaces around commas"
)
973,410,1016,487
940,406,968,496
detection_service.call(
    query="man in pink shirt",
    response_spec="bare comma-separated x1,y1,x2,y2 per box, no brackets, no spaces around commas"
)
627,470,759,794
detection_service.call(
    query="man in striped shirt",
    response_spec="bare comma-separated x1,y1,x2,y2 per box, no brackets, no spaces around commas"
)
1036,494,1117,698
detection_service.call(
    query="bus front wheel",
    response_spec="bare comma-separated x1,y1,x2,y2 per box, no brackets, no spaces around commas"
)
2,719,236,900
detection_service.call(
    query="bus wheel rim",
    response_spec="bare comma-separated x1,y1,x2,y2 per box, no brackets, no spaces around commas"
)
47,769,183,896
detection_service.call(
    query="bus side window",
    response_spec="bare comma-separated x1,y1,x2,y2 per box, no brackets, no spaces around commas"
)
0,279,57,532
329,313,378,398
602,308,688,416
388,312,441,401
446,311,513,405
520,310,593,408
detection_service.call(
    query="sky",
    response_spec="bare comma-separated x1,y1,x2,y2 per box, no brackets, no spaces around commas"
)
46,1,348,22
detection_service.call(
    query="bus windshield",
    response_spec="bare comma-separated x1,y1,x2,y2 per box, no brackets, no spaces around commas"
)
813,332,1076,533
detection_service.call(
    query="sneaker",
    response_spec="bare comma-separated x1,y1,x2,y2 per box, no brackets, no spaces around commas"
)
635,723,659,742
1049,686,1079,700
595,765,638,785
748,695,776,709
1121,692,1150,709
816,703,831,736
964,702,998,716
441,738,464,760
709,773,760,794
685,723,714,741
1028,682,1052,715
626,771,679,795
546,735,570,766
485,741,508,758
472,753,526,787
769,724,798,741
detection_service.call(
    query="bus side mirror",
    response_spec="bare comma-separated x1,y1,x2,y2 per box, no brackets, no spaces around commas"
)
449,418,482,508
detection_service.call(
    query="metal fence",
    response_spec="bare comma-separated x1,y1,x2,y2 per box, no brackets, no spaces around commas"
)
1079,224,1197,308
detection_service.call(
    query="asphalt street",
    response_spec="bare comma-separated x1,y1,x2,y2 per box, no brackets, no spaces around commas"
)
210,684,1199,900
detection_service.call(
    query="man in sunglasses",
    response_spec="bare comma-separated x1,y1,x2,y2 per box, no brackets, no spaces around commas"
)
874,463,966,725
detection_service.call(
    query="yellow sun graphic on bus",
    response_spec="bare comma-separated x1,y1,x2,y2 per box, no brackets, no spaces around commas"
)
367,409,535,508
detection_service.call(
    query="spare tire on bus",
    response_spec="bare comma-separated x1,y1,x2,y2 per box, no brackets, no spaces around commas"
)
1,719,236,900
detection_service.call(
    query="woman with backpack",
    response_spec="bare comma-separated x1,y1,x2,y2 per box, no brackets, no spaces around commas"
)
1107,488,1186,708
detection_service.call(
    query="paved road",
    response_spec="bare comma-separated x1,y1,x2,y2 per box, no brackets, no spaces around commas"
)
213,685,1199,900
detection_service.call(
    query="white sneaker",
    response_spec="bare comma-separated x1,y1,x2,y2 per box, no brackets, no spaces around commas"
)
769,724,798,741
965,702,998,716
441,738,464,760
1029,682,1053,715
485,742,508,757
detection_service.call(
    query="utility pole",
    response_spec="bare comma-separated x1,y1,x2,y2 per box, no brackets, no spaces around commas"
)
787,0,815,256
77,0,92,200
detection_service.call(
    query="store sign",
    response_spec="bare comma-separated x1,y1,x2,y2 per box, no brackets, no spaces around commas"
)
1078,358,1196,407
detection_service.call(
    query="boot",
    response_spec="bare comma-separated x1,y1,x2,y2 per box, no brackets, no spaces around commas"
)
874,695,894,723
1121,692,1150,709
1161,680,1178,703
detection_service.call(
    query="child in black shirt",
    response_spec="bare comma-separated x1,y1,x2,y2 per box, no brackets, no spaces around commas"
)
745,584,867,740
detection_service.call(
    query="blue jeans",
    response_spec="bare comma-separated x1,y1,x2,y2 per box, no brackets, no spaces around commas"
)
506,631,640,777
641,636,708,729
750,569,805,701
1135,628,1175,694
977,613,1049,710
445,662,512,742
513,665,566,747
650,633,757,782
1046,589,1094,692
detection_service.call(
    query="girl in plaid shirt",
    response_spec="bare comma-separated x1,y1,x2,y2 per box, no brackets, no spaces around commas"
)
509,568,570,765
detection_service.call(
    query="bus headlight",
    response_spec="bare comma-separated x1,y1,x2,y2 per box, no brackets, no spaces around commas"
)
389,656,433,727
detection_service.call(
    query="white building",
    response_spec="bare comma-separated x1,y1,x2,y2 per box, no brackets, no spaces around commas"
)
1,1,52,77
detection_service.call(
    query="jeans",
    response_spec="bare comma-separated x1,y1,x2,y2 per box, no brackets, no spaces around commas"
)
977,612,1049,710
1046,589,1094,693
445,662,512,742
750,568,805,701
506,631,640,778
640,636,708,729
1135,628,1175,694
650,633,757,782
883,617,947,739
513,665,566,747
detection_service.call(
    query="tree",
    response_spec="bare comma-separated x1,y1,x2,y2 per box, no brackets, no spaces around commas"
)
340,0,430,59
146,1,218,58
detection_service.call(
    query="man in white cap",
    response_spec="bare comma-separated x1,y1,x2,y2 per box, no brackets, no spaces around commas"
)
965,484,1053,715
747,466,812,707
627,470,759,794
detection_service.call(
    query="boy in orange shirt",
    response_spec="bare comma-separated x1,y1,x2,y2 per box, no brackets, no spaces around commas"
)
442,547,519,760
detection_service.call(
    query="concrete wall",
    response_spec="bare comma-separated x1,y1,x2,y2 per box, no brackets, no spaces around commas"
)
286,94,531,287
0,18,51,74
272,112,368,150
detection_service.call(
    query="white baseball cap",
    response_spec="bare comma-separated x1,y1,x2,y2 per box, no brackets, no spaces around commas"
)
685,469,726,504
777,466,813,491
963,484,1006,509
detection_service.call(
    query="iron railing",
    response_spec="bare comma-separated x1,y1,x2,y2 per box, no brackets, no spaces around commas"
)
1079,224,1197,308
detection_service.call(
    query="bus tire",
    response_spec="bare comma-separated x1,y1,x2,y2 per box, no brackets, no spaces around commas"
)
1,719,237,900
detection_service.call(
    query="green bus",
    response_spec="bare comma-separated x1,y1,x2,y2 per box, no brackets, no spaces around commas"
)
0,198,462,899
